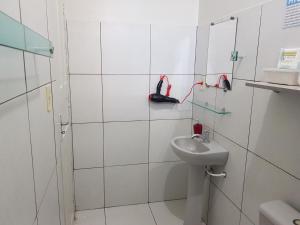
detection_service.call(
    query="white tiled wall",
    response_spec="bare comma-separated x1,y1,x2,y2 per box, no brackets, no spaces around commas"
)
104,164,148,207
24,53,51,91
68,21,196,210
102,75,149,122
0,1,72,225
149,162,188,202
27,85,56,207
101,22,150,74
74,168,105,210
0,96,36,225
193,1,300,225
73,123,104,169
0,47,26,104
70,76,103,123
67,21,101,74
151,25,197,74
104,121,149,166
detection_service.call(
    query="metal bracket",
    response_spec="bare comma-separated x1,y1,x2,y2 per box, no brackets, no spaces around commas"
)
205,168,227,178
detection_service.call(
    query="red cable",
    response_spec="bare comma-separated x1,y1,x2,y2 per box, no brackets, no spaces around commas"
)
215,74,228,88
158,75,204,103
160,74,172,96
181,82,204,104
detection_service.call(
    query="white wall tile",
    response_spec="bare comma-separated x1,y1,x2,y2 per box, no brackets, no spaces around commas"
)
233,6,261,80
0,0,20,21
149,162,188,202
102,22,150,74
208,185,240,225
256,0,300,81
73,123,104,169
242,152,300,225
27,85,56,207
105,204,156,225
249,88,300,179
193,75,216,130
150,75,194,120
0,96,36,225
105,164,148,207
195,25,209,75
212,133,247,208
75,168,104,210
103,75,149,121
68,21,101,74
104,121,149,166
19,0,48,37
37,173,60,225
214,80,253,148
75,209,105,225
150,119,192,163
70,76,102,123
0,47,26,103
24,52,51,91
151,25,196,74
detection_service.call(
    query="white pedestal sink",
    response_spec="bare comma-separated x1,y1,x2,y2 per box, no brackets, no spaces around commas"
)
171,136,229,225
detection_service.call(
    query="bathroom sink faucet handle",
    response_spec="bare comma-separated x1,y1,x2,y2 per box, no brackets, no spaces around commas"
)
192,134,201,139
191,131,210,143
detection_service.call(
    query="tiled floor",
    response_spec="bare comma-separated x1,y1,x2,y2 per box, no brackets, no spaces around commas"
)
74,199,205,225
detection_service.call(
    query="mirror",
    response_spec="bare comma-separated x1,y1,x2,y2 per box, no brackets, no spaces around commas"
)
206,18,237,89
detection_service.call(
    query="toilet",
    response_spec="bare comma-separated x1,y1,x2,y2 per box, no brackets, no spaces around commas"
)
260,200,300,225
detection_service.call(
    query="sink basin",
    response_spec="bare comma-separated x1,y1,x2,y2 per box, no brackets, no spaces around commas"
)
171,136,229,166
170,136,229,225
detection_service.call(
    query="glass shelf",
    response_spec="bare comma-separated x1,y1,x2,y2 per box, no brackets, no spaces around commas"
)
0,12,53,57
188,101,231,115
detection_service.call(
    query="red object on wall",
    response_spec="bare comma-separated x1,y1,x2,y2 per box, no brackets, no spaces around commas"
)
193,123,203,135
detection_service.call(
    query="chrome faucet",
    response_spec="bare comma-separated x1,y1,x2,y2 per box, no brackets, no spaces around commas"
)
192,130,210,143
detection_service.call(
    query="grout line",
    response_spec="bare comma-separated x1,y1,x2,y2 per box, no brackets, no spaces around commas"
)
73,160,183,171
65,19,77,213
0,92,28,106
69,73,196,76
147,24,152,203
210,182,242,212
148,204,158,225
148,197,187,204
206,178,211,225
240,211,256,225
104,207,107,225
253,6,263,82
23,50,39,224
36,166,58,213
213,131,248,151
247,150,300,181
71,118,193,125
214,129,300,180
45,3,63,223
191,26,198,129
0,81,56,106
231,16,239,87
99,21,106,208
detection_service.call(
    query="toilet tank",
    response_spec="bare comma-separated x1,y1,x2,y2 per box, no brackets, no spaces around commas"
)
259,200,300,225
